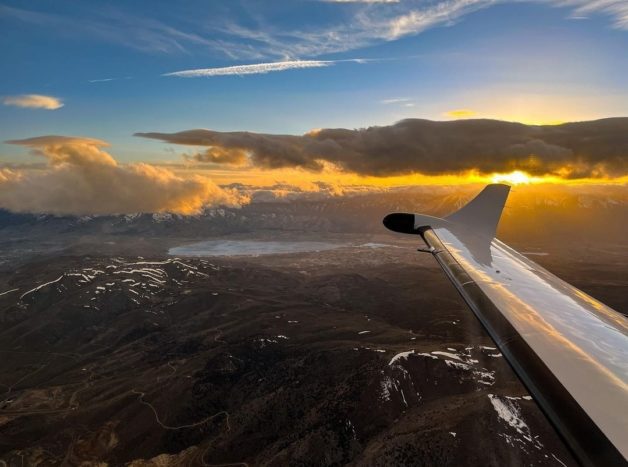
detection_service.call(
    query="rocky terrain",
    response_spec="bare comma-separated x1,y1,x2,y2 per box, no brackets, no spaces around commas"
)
0,185,625,466
3,239,625,466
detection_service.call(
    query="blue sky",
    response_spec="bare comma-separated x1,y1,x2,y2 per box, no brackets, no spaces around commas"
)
1,0,627,164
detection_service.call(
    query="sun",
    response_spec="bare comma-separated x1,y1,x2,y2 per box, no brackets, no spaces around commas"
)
491,170,533,185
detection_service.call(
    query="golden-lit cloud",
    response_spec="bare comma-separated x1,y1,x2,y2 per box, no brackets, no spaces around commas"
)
445,109,477,119
1,136,246,215
137,118,628,180
3,94,64,110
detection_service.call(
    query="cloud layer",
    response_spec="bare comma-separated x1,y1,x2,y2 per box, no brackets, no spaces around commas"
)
1,136,245,215
3,94,63,110
137,118,628,179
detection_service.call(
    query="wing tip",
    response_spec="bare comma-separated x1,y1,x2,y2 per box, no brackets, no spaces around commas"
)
445,184,510,238
383,184,511,238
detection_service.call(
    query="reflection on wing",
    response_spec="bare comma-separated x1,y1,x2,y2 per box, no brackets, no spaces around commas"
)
384,184,628,467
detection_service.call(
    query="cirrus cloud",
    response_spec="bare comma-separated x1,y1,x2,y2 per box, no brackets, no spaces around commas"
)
1,136,246,215
3,94,64,110
163,59,367,77
2,1,627,62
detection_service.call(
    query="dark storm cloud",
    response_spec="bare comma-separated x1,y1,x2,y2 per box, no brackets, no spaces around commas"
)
186,146,249,165
136,118,628,178
139,129,326,171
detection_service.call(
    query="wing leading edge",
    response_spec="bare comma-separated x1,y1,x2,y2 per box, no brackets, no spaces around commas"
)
384,184,628,466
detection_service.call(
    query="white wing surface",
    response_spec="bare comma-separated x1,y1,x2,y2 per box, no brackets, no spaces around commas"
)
384,184,628,466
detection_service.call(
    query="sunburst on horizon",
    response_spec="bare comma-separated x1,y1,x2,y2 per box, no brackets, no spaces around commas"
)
491,170,536,185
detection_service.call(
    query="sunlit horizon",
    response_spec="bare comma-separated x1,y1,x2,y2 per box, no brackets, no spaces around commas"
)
1,0,626,215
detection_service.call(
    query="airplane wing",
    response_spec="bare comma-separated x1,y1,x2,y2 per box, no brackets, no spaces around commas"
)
383,184,628,467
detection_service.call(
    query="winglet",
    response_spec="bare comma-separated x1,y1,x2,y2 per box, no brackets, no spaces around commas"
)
446,184,510,239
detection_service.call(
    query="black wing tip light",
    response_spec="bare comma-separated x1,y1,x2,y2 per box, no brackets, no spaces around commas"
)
383,213,418,234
